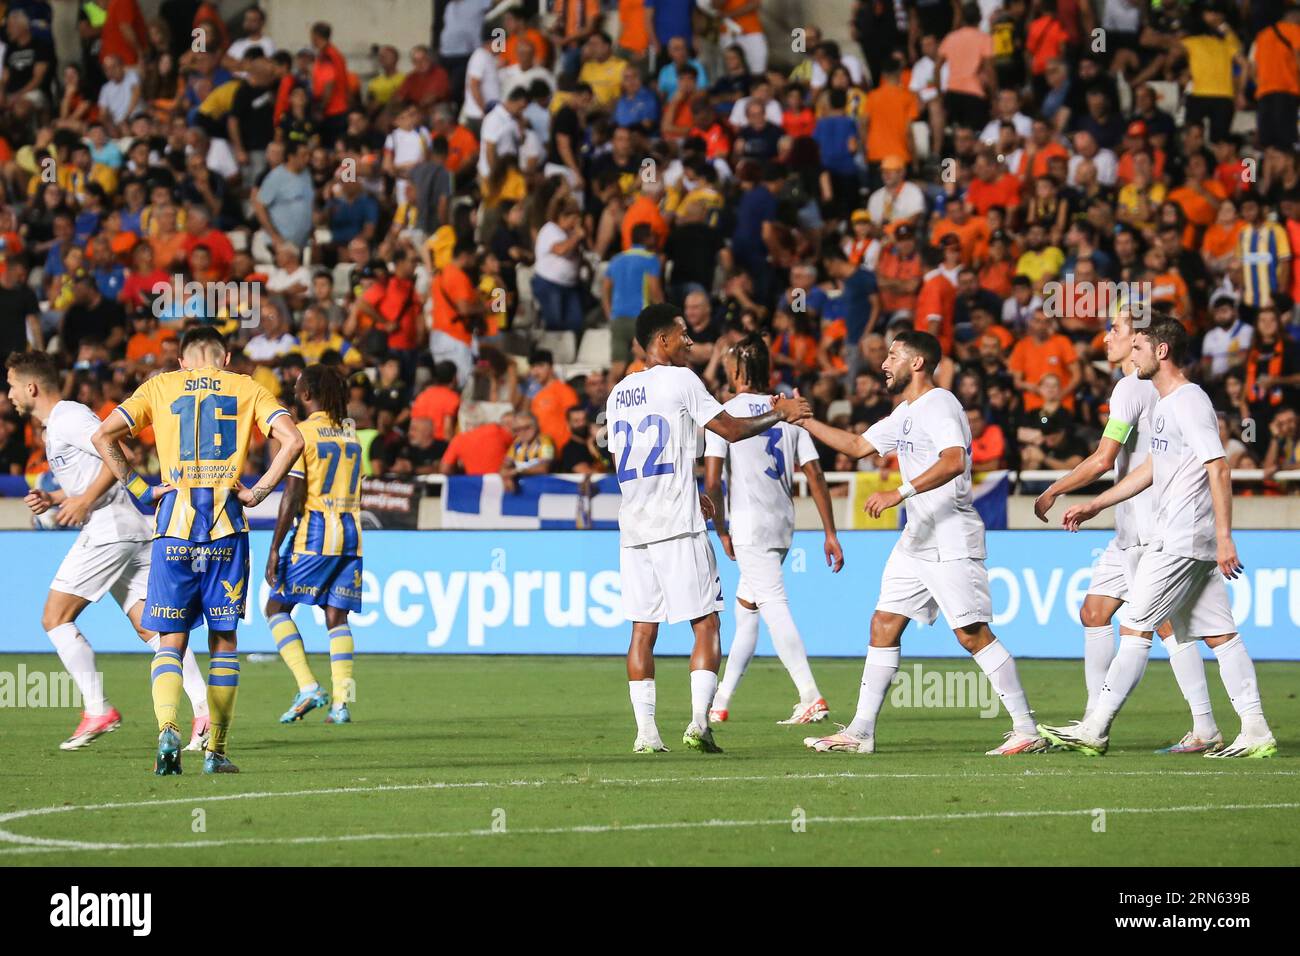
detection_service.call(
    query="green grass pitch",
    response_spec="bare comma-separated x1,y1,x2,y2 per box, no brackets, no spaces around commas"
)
1,653,1296,866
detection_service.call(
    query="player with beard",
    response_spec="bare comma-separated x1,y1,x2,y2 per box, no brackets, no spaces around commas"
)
1042,319,1276,758
1033,307,1221,753
798,331,1047,755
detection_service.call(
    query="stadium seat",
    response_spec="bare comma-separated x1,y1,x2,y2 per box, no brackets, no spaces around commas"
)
536,330,576,365
514,264,538,331
574,327,611,367
911,121,931,162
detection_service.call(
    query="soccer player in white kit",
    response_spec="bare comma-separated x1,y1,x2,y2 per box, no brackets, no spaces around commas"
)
607,305,811,754
6,352,210,752
798,331,1047,755
1044,318,1277,758
702,334,844,724
1033,308,1221,753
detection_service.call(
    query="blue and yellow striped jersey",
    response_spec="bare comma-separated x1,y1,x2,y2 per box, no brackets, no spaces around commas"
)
1238,223,1293,307
116,367,288,541
289,412,364,557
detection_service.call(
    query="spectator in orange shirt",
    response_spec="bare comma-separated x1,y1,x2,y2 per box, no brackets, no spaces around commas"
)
1251,6,1300,151
410,360,462,441
528,349,579,448
1202,196,1244,275
876,224,924,315
431,103,478,182
966,151,1022,218
430,240,483,384
1167,152,1226,234
101,0,151,68
966,406,1006,470
1145,247,1191,321
1008,310,1082,411
503,9,552,68
124,311,175,366
614,0,656,67
862,54,920,167
439,413,515,476
915,247,957,354
621,179,668,251
979,229,1017,297
931,200,988,266
310,21,352,146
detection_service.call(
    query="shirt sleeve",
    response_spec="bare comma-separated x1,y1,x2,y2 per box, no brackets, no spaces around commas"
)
115,377,156,434
865,413,898,456
250,381,290,433
929,396,969,454
794,424,819,468
63,406,106,457
1102,377,1140,445
1184,391,1226,464
703,423,728,459
681,369,724,429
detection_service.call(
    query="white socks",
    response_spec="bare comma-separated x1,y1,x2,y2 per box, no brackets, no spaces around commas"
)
147,635,209,717
629,679,658,741
973,639,1037,737
761,599,821,704
714,599,760,710
846,645,899,739
1162,635,1217,739
1083,625,1115,718
1212,636,1270,738
1084,634,1151,737
689,669,718,730
48,623,109,716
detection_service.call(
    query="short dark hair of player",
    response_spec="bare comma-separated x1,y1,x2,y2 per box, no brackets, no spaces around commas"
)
636,302,682,350
1142,315,1188,365
893,330,942,374
179,325,227,357
300,363,350,427
5,350,60,391
731,334,770,390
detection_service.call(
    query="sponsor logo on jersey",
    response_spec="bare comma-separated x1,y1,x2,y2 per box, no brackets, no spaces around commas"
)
1154,415,1165,434
150,605,187,619
221,577,246,603
902,417,913,435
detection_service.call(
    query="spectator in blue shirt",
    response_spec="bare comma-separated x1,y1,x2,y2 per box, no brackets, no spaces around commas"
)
825,246,881,378
327,179,381,247
653,0,694,47
813,88,862,223
252,140,315,257
613,65,660,137
88,234,126,302
733,163,782,300
604,223,663,372
656,36,706,99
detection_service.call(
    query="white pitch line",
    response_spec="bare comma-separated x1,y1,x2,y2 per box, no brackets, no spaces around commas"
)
1,801,1297,856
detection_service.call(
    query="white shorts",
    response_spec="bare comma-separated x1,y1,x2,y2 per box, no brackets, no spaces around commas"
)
876,545,992,630
1087,538,1143,602
731,31,768,74
50,533,151,610
1119,548,1237,638
734,546,788,607
621,532,724,624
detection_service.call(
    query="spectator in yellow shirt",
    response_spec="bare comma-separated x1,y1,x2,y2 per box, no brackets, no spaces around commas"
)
577,32,627,108
1014,222,1065,290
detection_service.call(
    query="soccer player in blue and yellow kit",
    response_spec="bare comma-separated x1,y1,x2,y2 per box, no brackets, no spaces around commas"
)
263,364,364,725
92,327,304,774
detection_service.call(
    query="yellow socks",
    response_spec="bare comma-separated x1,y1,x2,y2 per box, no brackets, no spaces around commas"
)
329,624,355,706
271,612,317,691
207,652,240,754
150,648,184,734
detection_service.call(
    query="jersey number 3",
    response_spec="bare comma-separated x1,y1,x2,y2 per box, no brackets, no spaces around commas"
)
171,395,237,461
613,415,675,482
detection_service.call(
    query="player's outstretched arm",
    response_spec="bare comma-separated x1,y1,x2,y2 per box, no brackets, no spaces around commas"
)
702,454,732,559
1062,456,1153,531
239,415,306,507
799,416,876,460
265,473,306,587
704,393,812,444
864,445,966,518
1033,435,1123,523
801,459,843,572
1205,456,1242,579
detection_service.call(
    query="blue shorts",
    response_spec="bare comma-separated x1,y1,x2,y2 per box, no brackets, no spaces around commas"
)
143,535,250,634
274,552,363,611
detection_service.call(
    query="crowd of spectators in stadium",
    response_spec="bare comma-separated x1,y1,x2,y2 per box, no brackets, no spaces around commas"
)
2,0,1300,497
